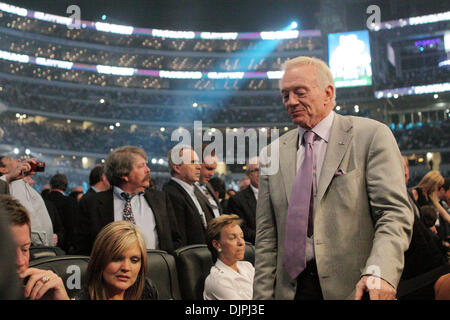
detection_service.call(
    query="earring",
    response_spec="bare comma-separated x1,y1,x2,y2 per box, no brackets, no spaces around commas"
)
217,248,222,253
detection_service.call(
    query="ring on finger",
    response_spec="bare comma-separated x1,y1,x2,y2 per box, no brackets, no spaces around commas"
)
41,275,51,284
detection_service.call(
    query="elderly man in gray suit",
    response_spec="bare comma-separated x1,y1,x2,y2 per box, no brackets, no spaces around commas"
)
253,56,414,300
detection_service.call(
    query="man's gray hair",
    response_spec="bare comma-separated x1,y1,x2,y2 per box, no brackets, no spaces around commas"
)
280,56,336,104
167,144,193,176
105,146,147,186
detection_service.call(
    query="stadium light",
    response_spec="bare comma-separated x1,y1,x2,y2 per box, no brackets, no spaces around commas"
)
25,149,30,155
101,14,106,21
13,148,19,154
289,21,298,29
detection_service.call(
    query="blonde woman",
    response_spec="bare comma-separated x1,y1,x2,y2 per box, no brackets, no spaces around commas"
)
412,171,450,225
76,221,158,300
203,214,254,300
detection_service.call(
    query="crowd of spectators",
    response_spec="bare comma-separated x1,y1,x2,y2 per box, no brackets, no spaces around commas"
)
394,121,450,151
374,67,449,91
1,113,448,166
0,32,299,72
0,78,283,107
1,12,322,53
0,59,286,90
0,81,291,124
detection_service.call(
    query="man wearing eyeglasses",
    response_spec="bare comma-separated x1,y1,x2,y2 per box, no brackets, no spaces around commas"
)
228,157,259,244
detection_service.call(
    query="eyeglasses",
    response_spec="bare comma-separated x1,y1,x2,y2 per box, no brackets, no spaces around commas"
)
247,168,259,173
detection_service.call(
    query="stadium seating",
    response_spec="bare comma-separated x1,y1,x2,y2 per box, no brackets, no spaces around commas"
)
146,249,182,300
174,243,255,300
25,244,254,300
29,246,66,261
28,255,90,299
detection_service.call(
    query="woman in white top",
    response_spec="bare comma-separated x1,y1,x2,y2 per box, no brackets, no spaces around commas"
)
203,214,255,300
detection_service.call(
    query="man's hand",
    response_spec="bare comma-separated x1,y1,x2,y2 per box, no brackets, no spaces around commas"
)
5,159,36,183
19,268,69,300
354,275,397,300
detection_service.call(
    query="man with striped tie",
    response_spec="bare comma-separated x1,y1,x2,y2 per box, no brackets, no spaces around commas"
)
76,146,182,255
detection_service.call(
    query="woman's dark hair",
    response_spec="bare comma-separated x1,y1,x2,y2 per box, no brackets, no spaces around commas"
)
420,205,437,228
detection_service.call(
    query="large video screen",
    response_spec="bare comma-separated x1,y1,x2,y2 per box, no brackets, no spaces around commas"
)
328,30,372,88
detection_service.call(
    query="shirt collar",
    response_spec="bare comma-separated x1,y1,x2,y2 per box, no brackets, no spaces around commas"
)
171,177,194,194
216,258,240,275
113,186,144,200
298,111,335,148
250,184,258,196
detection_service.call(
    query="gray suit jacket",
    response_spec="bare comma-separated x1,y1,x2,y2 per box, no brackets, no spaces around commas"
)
253,113,414,300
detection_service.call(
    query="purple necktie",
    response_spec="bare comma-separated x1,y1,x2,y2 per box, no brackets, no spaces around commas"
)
283,130,316,280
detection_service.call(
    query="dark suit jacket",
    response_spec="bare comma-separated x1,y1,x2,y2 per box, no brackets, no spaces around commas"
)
163,179,210,245
227,186,257,244
43,199,65,249
198,183,223,216
85,187,97,196
75,188,182,255
0,179,9,195
46,191,78,253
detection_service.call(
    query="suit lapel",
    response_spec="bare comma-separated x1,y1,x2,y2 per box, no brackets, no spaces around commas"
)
316,114,353,204
99,189,115,225
280,130,299,201
244,186,257,214
206,183,222,214
170,180,199,214
143,190,164,234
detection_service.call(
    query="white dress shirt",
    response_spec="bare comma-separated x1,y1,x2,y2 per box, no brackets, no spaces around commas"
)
113,186,159,249
6,178,54,246
203,259,255,300
249,184,258,201
296,111,334,262
196,182,221,218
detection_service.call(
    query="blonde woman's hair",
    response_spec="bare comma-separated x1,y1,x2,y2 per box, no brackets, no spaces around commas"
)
416,170,445,195
87,221,147,300
280,56,336,104
206,214,243,262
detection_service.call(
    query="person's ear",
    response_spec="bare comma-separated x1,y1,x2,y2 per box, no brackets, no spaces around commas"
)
212,239,221,251
173,164,182,175
324,85,334,104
